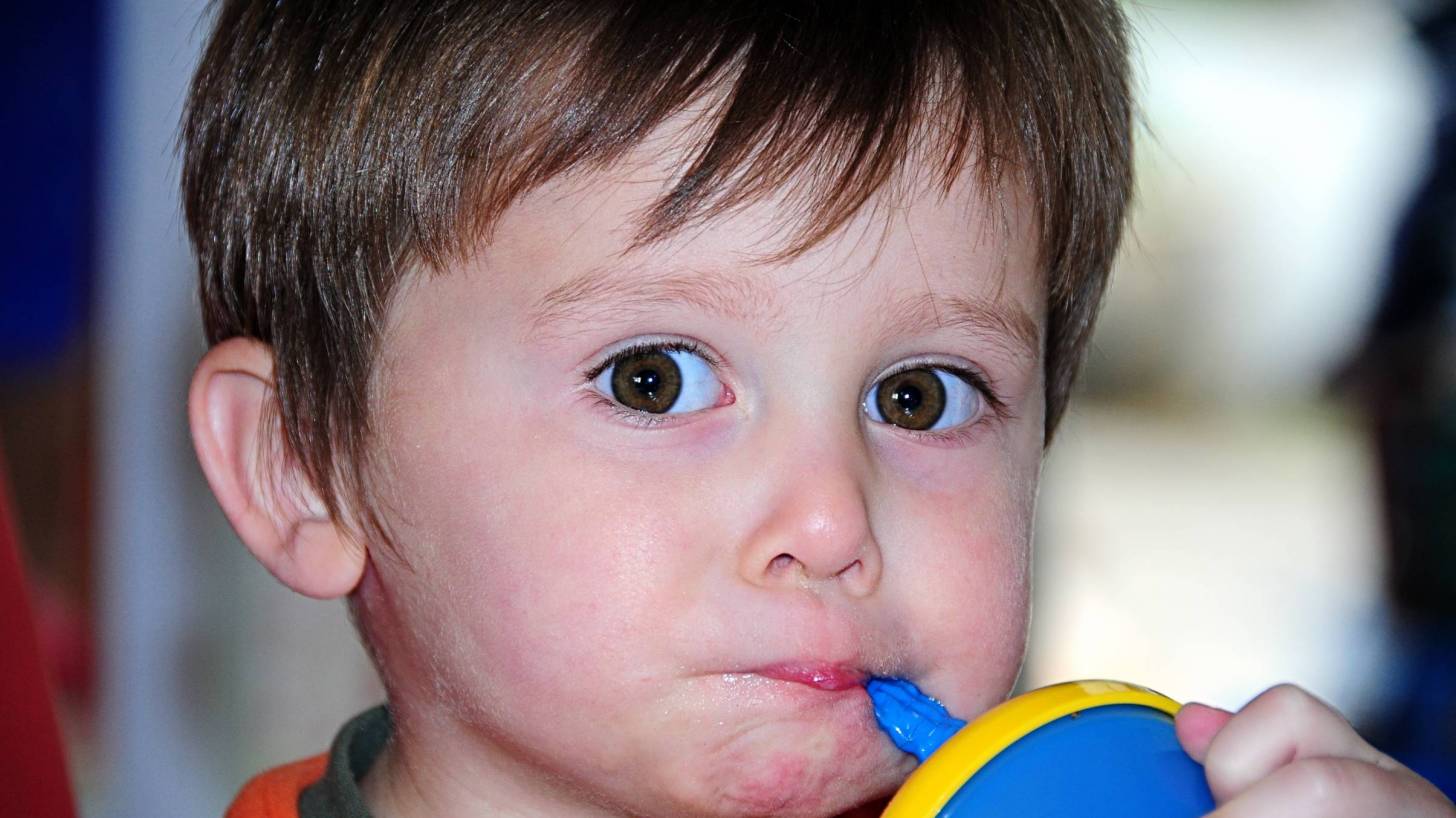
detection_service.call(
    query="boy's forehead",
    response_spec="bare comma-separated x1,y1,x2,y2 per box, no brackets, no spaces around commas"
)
490,114,1046,347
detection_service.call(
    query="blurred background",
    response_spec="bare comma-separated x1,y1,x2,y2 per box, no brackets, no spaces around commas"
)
1,0,1452,815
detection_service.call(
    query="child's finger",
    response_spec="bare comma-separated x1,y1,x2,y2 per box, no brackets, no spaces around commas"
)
1174,702,1233,762
1199,684,1402,804
1205,756,1454,818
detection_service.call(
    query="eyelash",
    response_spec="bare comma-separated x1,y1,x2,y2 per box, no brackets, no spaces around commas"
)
581,340,1011,438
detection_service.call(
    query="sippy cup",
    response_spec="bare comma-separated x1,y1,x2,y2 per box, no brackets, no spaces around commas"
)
867,678,1217,817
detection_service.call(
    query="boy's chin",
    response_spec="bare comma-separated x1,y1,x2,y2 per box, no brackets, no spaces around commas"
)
658,756,906,818
649,706,914,817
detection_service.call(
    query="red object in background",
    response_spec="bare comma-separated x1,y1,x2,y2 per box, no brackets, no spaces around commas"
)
0,440,78,817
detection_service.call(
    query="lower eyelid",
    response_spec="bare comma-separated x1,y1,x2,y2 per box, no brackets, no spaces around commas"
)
585,390,729,431
896,416,996,446
585,392,670,427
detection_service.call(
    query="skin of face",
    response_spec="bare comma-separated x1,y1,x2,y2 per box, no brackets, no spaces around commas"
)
351,129,1048,817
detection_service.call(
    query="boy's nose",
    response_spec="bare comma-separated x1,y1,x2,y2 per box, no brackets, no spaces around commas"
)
736,457,882,598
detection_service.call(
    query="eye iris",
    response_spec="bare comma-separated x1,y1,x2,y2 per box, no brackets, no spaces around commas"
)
611,350,682,413
876,368,945,431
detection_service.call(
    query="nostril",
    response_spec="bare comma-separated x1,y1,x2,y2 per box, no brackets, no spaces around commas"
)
837,559,862,579
769,553,796,573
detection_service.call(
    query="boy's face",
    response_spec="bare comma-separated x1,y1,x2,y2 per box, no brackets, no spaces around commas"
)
361,133,1046,816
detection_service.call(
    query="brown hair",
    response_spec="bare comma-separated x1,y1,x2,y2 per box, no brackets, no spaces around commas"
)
182,0,1133,532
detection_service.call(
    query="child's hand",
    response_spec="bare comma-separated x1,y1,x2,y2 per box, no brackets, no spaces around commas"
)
1176,684,1455,817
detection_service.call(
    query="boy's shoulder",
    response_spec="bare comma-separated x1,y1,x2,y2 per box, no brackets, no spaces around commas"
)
225,754,327,818
226,705,390,818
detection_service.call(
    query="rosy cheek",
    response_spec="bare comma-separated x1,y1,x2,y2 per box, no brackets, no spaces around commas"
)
446,473,680,667
897,477,1031,710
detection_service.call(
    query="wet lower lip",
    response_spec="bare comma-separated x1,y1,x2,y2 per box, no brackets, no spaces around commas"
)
755,663,868,692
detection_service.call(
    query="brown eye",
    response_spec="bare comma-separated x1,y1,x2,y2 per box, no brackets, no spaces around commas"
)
865,365,984,433
593,343,725,419
874,368,946,431
609,349,683,413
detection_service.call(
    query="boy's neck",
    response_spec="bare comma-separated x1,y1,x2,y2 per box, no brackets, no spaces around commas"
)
360,723,611,817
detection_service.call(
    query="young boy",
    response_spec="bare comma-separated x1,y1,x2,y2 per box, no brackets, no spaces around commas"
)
181,1,1456,816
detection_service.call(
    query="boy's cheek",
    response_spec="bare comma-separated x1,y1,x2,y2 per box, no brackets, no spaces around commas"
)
911,572,1030,719
378,445,701,681
887,481,1033,715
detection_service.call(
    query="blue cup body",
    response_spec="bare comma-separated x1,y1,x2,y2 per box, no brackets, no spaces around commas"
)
935,704,1214,817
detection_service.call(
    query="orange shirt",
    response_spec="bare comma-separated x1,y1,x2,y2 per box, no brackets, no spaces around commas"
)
223,706,391,817
224,754,328,818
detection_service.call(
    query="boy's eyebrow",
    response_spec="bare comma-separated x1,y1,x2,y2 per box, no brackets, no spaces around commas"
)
530,265,1040,363
879,290,1042,365
530,265,785,336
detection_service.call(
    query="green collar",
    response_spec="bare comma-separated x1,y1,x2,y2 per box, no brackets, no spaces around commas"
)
298,705,390,818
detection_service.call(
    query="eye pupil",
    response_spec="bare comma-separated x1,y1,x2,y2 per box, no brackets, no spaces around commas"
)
612,351,682,413
890,384,923,413
630,369,661,395
876,368,945,431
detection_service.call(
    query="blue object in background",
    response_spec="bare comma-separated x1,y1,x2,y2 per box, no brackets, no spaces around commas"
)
2,4,100,370
869,678,1216,818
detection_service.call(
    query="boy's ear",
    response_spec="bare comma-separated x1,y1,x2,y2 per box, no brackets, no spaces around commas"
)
188,337,366,599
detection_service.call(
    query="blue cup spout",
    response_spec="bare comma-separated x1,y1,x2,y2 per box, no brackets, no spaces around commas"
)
865,678,966,762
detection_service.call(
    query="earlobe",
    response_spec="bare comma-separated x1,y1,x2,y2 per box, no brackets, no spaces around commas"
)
188,337,366,599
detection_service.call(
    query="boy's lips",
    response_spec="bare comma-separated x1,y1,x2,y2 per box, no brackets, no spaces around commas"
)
752,662,869,692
